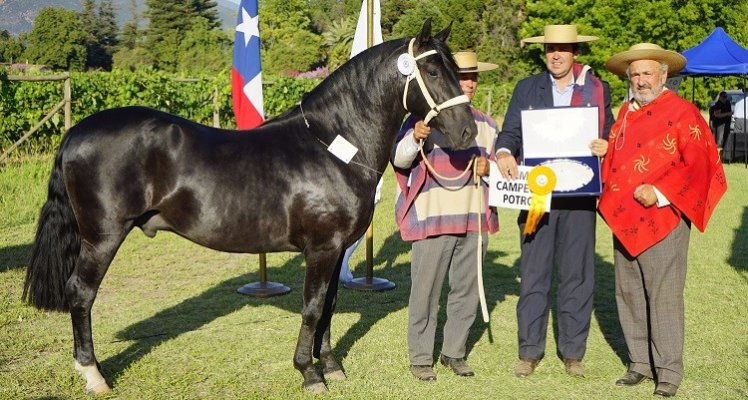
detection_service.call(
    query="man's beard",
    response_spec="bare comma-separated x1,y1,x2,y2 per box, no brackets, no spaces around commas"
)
632,83,664,105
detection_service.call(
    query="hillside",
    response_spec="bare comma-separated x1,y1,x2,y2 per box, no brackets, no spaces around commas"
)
0,0,239,36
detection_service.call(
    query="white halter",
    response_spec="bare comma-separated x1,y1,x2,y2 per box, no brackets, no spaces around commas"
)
402,38,470,125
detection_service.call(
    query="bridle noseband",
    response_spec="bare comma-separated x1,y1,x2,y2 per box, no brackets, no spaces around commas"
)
402,38,470,125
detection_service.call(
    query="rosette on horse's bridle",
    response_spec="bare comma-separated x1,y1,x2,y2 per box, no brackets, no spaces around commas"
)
524,166,556,235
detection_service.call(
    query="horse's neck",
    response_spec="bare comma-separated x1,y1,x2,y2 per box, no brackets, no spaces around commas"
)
304,53,408,175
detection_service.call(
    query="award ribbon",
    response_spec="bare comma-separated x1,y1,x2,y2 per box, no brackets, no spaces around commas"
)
524,165,556,235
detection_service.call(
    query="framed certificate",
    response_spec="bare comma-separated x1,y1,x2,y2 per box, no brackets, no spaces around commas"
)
521,106,601,196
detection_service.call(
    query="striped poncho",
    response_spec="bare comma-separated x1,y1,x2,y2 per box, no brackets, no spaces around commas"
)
393,108,500,242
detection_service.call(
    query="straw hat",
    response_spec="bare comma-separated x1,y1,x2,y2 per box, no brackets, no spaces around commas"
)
605,43,686,77
453,51,498,73
521,24,598,45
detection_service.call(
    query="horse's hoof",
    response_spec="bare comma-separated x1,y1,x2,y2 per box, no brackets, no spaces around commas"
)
304,382,328,394
324,369,347,381
85,382,112,395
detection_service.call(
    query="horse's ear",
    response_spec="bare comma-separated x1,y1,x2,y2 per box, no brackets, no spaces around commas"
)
416,18,433,45
434,21,452,43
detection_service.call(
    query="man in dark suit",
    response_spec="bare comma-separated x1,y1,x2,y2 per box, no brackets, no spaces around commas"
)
495,24,614,378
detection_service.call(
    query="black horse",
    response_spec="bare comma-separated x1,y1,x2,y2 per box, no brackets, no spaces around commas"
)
22,20,476,394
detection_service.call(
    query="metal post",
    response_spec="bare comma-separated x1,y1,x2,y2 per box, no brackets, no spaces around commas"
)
63,72,72,131
213,85,220,128
344,0,395,292
237,253,290,297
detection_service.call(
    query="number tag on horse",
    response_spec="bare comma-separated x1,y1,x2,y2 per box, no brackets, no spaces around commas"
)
327,135,359,164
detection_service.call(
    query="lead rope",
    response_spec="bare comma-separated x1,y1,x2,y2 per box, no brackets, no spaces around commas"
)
418,139,490,323
474,164,489,323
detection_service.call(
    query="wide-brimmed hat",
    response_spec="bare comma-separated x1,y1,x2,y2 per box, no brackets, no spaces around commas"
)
521,24,598,45
452,51,498,73
605,43,687,77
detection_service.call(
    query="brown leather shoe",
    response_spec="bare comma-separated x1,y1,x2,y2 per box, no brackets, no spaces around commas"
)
410,365,436,381
654,382,678,397
615,371,649,386
439,354,475,377
563,358,585,377
514,358,538,378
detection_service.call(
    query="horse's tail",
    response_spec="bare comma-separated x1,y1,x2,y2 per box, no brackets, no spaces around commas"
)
23,148,80,312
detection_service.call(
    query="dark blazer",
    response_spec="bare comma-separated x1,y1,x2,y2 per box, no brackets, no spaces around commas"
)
497,71,615,157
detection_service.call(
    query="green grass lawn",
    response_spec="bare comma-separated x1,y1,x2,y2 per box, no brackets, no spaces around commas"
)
1,156,746,399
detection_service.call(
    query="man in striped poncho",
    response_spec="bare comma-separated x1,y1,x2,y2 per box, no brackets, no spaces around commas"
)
392,51,499,382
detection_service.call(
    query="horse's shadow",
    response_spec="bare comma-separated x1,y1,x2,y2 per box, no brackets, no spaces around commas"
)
0,243,32,273
103,230,412,385
591,253,627,364
463,248,517,357
102,232,517,384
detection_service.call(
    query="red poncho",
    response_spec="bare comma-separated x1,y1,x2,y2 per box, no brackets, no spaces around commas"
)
599,90,727,256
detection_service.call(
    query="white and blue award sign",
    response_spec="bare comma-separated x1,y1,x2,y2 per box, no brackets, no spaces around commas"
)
520,106,602,196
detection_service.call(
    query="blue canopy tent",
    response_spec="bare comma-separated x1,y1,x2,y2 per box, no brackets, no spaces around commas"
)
680,27,748,165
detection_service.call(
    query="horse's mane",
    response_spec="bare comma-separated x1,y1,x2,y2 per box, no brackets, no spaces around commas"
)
262,34,457,128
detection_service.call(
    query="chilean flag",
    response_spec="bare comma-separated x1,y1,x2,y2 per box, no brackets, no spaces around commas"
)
232,0,264,129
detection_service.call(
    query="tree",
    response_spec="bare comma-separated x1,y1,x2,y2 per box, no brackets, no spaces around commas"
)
114,0,150,71
23,7,87,71
476,0,527,83
322,17,356,71
0,30,26,63
81,0,119,70
177,17,231,75
97,0,119,68
259,0,324,73
144,0,222,71
381,0,415,37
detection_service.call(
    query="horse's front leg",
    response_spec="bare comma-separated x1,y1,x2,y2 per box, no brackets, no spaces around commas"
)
294,247,343,393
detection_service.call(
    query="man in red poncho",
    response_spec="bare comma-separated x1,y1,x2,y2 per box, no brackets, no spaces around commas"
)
600,43,727,398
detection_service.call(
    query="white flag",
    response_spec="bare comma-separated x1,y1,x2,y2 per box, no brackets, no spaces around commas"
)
350,0,383,59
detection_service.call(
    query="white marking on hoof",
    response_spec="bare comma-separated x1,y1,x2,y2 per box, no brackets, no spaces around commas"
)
74,361,111,394
324,369,347,381
305,382,328,394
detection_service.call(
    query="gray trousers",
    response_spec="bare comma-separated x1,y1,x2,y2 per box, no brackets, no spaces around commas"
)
408,232,487,365
614,218,690,386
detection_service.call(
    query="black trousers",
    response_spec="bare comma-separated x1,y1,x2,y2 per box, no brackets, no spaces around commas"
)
516,198,596,360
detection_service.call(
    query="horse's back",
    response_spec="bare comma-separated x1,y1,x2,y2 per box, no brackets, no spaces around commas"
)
58,106,369,254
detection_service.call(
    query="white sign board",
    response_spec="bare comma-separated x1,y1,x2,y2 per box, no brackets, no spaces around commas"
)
521,107,598,158
488,163,551,211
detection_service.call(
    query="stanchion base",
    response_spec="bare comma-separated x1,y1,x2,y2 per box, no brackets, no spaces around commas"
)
236,281,291,298
343,276,396,292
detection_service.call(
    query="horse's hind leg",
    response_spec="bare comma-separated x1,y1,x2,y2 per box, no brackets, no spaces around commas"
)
294,248,343,393
67,231,128,394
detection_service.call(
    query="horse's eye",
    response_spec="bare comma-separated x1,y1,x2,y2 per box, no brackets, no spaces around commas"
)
427,70,438,78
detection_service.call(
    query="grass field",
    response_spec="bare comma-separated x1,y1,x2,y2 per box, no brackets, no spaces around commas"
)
1,156,746,399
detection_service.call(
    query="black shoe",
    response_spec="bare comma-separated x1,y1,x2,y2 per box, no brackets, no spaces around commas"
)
439,354,475,377
410,365,436,381
615,371,648,386
654,382,678,397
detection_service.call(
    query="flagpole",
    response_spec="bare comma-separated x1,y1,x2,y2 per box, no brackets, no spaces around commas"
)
234,0,289,298
344,0,395,292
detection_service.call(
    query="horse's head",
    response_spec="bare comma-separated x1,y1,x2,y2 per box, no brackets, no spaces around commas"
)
403,19,478,150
